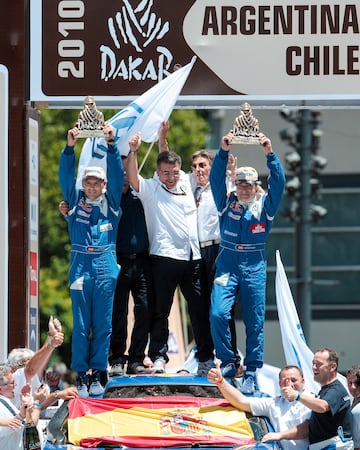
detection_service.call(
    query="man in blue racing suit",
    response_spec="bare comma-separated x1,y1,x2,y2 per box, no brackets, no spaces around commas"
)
209,130,285,393
59,122,123,397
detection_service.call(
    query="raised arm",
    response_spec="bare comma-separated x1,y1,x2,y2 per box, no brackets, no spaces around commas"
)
58,126,79,204
209,130,234,211
158,120,169,152
258,132,273,155
281,385,330,413
24,317,64,382
19,383,42,426
126,133,142,192
207,363,252,413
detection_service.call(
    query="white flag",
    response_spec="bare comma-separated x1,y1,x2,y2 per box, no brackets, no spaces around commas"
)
275,250,320,394
276,250,350,396
76,57,197,189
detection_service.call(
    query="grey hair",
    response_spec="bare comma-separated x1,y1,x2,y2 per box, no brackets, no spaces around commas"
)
191,149,214,163
7,348,34,367
0,364,12,386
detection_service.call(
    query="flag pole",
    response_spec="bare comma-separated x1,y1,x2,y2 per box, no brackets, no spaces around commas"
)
138,141,155,174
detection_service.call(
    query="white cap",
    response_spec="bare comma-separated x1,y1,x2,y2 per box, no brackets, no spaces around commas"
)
235,166,258,185
82,166,106,181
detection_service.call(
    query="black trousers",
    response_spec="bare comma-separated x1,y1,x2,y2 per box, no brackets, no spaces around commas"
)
109,255,153,365
149,255,214,363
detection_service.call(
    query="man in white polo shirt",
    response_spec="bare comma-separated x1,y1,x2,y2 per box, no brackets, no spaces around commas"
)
158,121,240,376
127,132,214,375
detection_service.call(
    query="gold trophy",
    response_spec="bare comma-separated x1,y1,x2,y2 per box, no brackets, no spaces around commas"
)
75,96,106,138
232,102,260,144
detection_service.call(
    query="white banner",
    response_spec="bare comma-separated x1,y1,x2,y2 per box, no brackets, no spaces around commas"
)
275,250,349,394
275,250,320,394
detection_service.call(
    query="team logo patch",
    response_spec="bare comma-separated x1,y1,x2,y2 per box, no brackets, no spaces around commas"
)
229,201,244,213
251,223,266,234
100,223,113,232
79,198,92,212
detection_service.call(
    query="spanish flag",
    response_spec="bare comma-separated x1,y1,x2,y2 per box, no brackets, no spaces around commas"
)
67,396,255,447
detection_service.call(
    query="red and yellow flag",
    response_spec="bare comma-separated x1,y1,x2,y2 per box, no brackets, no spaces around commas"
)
67,396,255,448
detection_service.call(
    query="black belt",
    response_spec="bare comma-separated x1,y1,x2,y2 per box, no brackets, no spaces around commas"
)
117,252,147,260
200,239,220,249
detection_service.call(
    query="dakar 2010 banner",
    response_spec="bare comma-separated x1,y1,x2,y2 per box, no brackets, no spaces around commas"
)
30,0,360,104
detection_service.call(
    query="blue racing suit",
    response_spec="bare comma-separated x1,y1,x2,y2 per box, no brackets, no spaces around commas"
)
59,143,123,373
209,148,285,372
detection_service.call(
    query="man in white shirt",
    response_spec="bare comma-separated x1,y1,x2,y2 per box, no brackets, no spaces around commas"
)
0,364,42,450
208,364,312,450
262,348,353,450
127,133,214,375
158,121,240,377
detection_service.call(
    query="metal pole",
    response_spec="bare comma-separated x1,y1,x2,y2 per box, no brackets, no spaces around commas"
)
295,110,312,343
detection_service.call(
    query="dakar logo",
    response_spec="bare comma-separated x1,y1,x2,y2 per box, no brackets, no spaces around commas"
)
100,0,173,82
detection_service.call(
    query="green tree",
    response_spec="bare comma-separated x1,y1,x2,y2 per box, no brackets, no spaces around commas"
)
39,108,210,368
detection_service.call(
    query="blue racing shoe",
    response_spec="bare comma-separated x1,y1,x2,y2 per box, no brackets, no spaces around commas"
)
220,362,237,378
239,371,258,394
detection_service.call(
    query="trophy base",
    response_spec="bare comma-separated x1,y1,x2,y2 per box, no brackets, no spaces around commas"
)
232,136,260,145
76,130,107,139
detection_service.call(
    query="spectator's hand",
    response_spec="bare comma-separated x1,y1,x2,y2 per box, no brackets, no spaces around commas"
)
281,385,298,402
20,384,33,408
207,362,223,385
57,387,79,400
259,132,273,155
261,432,281,443
221,130,234,151
20,383,31,396
129,133,141,152
59,201,69,217
67,127,79,146
1,416,23,429
50,331,64,348
48,316,62,336
33,384,49,403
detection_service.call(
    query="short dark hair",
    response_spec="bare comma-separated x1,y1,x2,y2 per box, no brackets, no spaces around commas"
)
279,365,304,380
157,151,182,168
316,347,339,367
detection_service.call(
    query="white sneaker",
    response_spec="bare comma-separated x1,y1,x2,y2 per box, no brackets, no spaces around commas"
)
89,380,105,397
152,357,166,374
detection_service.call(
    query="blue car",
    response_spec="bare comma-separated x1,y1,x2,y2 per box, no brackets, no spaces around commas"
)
44,374,278,450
